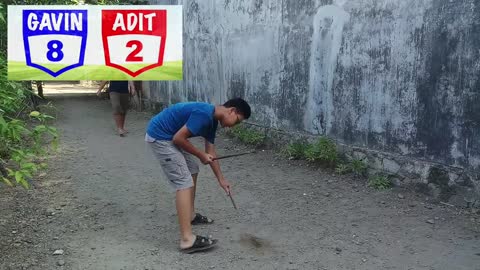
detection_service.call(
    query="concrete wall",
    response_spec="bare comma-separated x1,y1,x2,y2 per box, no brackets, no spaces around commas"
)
144,0,480,204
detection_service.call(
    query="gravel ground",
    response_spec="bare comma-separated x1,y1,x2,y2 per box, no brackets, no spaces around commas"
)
1,84,479,270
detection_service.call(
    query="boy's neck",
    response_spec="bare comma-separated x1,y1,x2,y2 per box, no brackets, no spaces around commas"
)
213,105,226,121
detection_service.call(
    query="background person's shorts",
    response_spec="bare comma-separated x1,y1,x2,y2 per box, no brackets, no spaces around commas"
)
146,135,200,191
109,92,130,114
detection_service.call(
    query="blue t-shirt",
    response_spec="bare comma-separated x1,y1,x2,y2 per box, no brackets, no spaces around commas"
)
146,102,218,143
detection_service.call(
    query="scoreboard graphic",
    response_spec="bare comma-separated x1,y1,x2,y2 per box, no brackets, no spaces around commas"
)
8,5,182,81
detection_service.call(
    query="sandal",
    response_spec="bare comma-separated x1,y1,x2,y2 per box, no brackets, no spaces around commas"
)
180,235,218,254
191,213,214,225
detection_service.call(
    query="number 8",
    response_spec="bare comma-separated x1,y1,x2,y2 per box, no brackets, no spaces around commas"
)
46,40,64,62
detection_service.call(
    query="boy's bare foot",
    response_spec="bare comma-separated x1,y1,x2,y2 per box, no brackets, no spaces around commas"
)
118,129,127,136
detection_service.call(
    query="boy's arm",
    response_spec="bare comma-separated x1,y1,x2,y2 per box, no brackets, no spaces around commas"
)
205,140,231,194
128,81,136,96
172,126,213,164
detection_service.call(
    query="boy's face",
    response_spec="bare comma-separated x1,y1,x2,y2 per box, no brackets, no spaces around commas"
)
221,108,244,127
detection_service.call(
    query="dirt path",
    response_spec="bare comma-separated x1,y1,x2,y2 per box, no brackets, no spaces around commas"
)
1,84,479,270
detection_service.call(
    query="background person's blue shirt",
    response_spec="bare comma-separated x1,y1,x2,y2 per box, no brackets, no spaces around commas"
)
146,102,218,144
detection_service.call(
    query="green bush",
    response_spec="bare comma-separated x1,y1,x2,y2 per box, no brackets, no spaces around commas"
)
283,141,309,159
368,174,392,190
227,125,265,146
350,158,368,177
304,137,338,166
0,3,58,188
335,163,351,174
0,110,58,188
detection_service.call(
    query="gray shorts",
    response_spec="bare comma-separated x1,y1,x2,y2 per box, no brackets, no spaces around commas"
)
109,92,130,114
146,134,200,191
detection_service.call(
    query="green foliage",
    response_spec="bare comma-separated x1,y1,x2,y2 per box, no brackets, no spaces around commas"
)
0,2,59,188
350,158,368,177
84,0,148,4
368,174,392,190
0,0,142,188
282,137,339,167
335,163,351,175
283,141,309,159
0,5,4,24
335,158,368,177
226,125,265,146
0,109,58,188
304,137,338,166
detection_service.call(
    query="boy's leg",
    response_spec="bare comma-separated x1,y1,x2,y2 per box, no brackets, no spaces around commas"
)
113,114,126,135
177,180,216,252
110,92,126,135
148,140,216,251
119,113,126,131
191,173,198,220
176,187,196,248
183,152,213,224
119,94,130,132
113,114,123,130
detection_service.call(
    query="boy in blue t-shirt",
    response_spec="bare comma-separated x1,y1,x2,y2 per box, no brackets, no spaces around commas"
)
145,98,251,254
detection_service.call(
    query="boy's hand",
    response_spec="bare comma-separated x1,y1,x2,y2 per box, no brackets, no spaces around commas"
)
200,153,214,164
219,179,231,195
129,86,136,96
128,81,136,96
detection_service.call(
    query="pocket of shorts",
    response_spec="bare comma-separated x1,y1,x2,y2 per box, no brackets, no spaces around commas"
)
160,159,184,180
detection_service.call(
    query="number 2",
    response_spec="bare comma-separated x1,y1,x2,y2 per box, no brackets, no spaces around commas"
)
126,40,143,62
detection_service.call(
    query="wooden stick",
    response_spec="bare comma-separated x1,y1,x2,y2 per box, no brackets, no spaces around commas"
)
440,201,455,207
228,193,238,210
213,151,256,161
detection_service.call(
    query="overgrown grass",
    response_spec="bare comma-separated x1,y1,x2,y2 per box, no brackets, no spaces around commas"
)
335,158,368,177
229,125,397,192
350,159,368,177
282,137,338,167
335,163,351,175
226,124,266,146
283,141,309,160
281,138,374,179
368,174,392,190
304,137,338,166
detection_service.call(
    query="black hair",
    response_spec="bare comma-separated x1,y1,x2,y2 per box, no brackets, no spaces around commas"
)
223,98,251,119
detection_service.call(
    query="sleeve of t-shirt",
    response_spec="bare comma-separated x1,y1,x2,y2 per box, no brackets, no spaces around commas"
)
185,111,210,137
205,121,218,144
206,134,215,144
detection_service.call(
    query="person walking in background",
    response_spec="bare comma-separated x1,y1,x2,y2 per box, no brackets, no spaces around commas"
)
97,80,136,136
